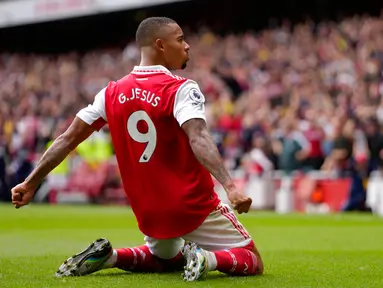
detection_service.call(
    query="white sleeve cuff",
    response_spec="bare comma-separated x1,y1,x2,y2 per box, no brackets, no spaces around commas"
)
76,87,107,130
173,80,207,126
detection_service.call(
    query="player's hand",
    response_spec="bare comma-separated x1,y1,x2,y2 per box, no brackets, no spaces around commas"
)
226,187,252,214
11,182,37,209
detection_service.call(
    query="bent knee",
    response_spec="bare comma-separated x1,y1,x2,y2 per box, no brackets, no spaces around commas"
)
251,245,264,275
238,240,264,275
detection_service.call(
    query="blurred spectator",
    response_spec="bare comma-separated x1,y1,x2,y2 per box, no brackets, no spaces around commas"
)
364,117,383,174
244,134,275,175
0,141,9,201
322,118,369,211
2,15,383,203
272,116,311,175
300,108,325,170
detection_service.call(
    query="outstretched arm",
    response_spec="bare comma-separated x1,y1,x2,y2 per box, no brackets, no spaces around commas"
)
12,86,109,209
12,117,96,208
26,117,95,189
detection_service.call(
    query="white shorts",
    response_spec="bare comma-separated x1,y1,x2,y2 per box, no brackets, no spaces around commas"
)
144,202,252,259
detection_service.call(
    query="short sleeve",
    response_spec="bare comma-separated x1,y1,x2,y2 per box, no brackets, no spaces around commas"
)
173,80,206,126
76,87,107,131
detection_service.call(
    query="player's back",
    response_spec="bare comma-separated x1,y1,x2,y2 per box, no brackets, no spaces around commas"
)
104,66,219,239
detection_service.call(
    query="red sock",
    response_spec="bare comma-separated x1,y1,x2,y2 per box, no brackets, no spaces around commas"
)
213,244,258,275
116,245,184,272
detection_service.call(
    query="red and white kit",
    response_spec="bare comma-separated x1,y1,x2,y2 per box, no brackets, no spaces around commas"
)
77,65,252,256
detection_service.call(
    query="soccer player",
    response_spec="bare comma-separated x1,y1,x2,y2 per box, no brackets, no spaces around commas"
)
11,17,264,281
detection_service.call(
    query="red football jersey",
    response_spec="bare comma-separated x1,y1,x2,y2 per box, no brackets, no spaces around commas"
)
77,65,219,238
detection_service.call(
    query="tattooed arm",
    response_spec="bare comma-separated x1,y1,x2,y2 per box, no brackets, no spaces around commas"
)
11,117,96,208
12,87,108,209
182,119,252,213
173,80,251,213
182,119,233,189
25,117,95,189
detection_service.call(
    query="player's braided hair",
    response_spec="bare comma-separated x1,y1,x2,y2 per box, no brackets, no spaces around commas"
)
136,17,177,48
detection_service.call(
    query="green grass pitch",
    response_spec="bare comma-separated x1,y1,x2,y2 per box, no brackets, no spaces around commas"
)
0,204,382,288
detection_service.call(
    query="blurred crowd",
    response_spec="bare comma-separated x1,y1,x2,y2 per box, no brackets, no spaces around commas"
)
2,15,383,202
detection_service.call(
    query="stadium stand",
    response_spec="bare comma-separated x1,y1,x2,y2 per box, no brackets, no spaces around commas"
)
1,0,383,214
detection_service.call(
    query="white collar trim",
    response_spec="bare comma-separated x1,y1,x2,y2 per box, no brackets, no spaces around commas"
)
132,65,171,74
